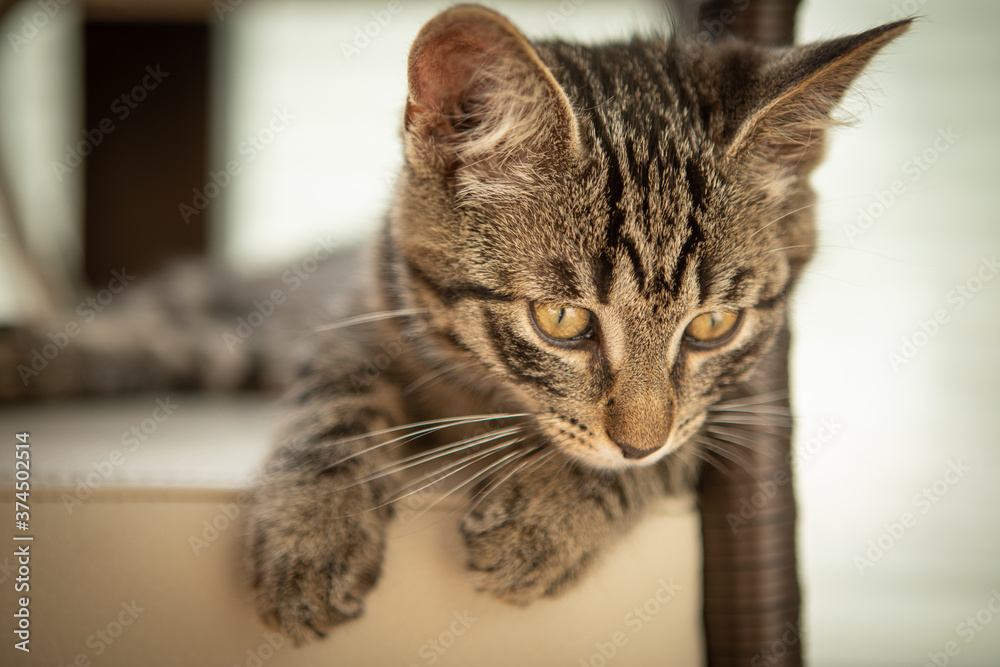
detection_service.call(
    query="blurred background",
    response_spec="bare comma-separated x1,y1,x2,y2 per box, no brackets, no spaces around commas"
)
0,0,997,664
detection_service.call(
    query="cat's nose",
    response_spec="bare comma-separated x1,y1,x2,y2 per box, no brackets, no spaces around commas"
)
614,439,660,460
604,403,672,460
603,372,673,460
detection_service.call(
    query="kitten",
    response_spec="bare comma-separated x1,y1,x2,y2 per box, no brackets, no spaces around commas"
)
243,5,910,640
0,3,910,646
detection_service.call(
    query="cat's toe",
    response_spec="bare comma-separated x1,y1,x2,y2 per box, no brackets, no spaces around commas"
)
461,515,591,605
461,502,510,535
246,485,387,643
249,525,384,642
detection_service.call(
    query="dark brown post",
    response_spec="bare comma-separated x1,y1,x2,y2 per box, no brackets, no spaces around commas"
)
672,1,805,665
699,329,802,666
82,17,210,287
677,0,802,46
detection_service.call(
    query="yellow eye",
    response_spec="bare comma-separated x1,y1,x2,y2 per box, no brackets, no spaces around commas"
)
684,311,741,345
530,302,593,341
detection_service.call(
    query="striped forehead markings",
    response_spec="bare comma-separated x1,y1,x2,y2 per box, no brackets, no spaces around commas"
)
548,43,713,304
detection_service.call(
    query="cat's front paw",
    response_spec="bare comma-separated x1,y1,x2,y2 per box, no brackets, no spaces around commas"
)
462,504,595,605
461,458,626,605
246,475,390,642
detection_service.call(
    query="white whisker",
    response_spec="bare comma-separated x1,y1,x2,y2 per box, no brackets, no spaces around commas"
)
350,425,530,487
696,439,757,476
463,447,556,523
692,447,730,476
749,203,818,239
706,417,791,428
330,438,525,520
309,308,428,333
709,405,791,416
379,438,527,512
403,360,484,396
404,444,538,523
703,428,785,458
389,445,547,538
712,391,789,410
314,413,534,451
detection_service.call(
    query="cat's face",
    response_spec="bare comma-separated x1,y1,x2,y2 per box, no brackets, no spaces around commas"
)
392,6,908,469
403,147,797,470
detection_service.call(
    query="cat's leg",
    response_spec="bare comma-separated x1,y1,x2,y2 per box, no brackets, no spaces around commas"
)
461,452,672,604
245,358,407,641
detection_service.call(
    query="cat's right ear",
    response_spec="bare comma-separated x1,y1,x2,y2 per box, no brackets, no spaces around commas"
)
722,19,913,173
404,5,580,182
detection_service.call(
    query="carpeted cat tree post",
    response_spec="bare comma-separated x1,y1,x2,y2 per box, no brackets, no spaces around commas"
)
674,2,805,665
699,329,802,666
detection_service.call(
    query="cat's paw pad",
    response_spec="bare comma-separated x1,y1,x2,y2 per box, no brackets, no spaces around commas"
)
246,485,387,642
461,511,592,605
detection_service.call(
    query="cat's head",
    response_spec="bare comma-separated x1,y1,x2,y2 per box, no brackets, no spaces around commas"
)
391,5,909,469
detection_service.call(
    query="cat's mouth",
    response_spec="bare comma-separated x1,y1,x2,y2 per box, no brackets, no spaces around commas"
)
581,436,680,470
540,414,703,470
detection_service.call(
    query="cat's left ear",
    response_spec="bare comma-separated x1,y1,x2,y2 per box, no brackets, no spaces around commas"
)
404,5,581,179
725,19,913,172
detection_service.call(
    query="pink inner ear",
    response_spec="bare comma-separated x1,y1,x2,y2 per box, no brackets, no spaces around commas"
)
407,13,520,126
404,6,578,176
412,42,478,113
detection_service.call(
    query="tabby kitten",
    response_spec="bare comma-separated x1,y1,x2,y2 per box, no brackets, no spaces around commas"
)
243,5,910,640
0,3,910,645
